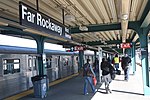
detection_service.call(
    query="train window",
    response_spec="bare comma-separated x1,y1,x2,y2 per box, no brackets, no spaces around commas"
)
28,58,32,71
33,58,37,70
3,59,20,75
28,57,37,71
76,57,78,61
46,56,52,68
49,58,52,68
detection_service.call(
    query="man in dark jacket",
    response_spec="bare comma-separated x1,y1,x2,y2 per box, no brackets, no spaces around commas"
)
101,58,115,93
121,54,131,81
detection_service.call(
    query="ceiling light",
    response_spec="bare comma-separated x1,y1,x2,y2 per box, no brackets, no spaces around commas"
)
79,25,88,31
122,39,126,43
64,14,75,21
104,42,107,45
122,14,128,20
101,40,105,43
0,22,8,26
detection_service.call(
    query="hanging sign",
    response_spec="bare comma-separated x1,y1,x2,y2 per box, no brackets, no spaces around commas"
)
74,46,86,51
19,2,70,36
120,43,131,48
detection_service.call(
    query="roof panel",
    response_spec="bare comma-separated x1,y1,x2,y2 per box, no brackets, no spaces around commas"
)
0,0,147,52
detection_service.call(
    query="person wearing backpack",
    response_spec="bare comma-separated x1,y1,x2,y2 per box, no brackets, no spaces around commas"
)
83,59,96,95
121,54,131,81
101,58,115,94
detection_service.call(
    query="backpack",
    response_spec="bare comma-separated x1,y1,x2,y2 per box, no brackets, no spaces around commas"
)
122,57,131,70
101,61,110,72
83,63,92,76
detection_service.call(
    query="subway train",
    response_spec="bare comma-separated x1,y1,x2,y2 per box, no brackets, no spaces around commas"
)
0,45,95,99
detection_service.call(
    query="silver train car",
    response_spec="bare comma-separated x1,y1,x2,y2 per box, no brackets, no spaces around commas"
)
0,45,95,99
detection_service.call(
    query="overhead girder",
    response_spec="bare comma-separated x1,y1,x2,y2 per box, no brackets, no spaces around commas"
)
103,48,123,54
140,0,150,28
82,39,131,46
70,21,141,34
70,22,121,34
102,46,120,50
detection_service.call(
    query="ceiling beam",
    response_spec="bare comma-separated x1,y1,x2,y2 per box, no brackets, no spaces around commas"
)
102,48,123,54
85,40,121,45
70,23,121,34
84,39,131,46
70,21,140,34
121,0,130,43
131,31,137,42
140,0,150,28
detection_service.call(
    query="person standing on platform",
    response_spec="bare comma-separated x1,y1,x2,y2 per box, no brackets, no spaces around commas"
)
107,57,111,64
93,58,99,77
113,54,120,71
83,59,96,95
121,54,131,81
101,58,115,94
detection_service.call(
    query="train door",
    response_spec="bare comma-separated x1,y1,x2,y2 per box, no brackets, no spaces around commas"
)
57,56,61,79
84,55,89,63
27,55,38,88
73,56,79,74
60,56,68,77
89,56,94,64
46,56,52,82
51,56,59,81
67,56,72,75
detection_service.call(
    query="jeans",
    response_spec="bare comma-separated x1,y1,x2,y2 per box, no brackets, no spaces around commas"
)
124,67,129,80
102,74,112,93
114,63,119,71
84,76,95,94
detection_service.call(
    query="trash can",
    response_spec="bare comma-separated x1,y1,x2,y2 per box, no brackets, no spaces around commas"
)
31,75,48,98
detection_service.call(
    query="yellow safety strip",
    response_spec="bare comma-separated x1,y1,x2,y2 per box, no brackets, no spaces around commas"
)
4,73,79,100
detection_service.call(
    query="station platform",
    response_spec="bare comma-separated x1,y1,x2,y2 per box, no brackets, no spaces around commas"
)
5,65,150,100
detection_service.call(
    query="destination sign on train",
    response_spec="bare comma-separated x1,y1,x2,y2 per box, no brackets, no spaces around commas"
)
120,43,132,48
19,2,70,36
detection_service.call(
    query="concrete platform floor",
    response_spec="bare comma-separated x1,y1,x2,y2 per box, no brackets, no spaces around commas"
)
5,65,150,100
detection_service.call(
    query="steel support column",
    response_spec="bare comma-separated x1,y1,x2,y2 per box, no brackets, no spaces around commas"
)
98,47,102,83
131,42,136,75
94,51,97,60
35,36,46,76
138,28,150,96
79,51,84,71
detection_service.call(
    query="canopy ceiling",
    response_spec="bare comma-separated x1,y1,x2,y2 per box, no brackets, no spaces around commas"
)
0,0,149,53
